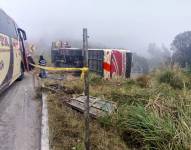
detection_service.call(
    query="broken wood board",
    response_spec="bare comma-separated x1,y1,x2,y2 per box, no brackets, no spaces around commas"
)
41,85,117,118
65,95,117,118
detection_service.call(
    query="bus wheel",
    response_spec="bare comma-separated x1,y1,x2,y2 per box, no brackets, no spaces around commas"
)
17,65,24,81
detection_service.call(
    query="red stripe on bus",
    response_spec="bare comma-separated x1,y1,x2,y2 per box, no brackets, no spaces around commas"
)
103,62,111,72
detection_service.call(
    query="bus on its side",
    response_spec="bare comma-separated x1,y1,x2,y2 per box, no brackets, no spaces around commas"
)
0,9,28,94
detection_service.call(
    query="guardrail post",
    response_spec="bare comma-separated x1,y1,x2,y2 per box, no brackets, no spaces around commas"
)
84,71,90,150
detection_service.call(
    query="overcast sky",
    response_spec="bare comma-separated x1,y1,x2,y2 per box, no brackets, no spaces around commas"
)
1,0,191,54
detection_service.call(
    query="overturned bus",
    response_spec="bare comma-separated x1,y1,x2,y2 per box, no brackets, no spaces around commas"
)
51,41,132,79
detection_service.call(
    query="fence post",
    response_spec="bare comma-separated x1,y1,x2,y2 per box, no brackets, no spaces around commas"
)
83,28,90,150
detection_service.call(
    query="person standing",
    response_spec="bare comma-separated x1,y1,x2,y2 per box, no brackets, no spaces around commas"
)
28,54,35,71
39,55,47,78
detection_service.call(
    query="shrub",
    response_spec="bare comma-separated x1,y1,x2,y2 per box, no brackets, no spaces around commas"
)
89,73,102,85
136,75,150,88
124,79,136,85
63,80,84,94
158,70,184,89
109,89,149,106
124,79,136,89
100,105,179,149
99,115,113,129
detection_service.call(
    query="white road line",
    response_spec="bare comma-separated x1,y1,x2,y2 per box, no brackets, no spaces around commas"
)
41,93,49,150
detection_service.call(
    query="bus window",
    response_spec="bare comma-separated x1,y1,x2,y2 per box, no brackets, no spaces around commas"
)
0,10,9,35
0,10,17,38
7,19,17,38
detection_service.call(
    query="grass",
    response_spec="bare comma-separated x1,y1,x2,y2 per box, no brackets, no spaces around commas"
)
47,92,127,150
136,75,150,88
114,105,176,149
45,67,191,150
158,70,184,89
99,68,191,150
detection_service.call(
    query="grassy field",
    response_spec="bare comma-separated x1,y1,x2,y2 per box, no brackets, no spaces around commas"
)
47,93,127,150
46,66,191,150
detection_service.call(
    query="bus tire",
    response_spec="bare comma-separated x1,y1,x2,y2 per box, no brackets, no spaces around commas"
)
17,65,24,81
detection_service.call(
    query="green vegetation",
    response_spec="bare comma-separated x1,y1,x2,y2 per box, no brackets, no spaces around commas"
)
158,69,184,89
47,93,127,150
46,67,191,149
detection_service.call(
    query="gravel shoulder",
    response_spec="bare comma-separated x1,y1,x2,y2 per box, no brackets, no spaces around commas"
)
0,73,41,150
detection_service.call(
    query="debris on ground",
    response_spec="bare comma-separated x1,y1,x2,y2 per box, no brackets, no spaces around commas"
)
67,95,117,118
47,93,128,150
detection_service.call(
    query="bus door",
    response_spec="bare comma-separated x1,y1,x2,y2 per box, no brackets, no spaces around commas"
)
17,28,28,71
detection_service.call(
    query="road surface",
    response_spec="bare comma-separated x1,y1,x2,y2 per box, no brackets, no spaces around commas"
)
0,73,41,150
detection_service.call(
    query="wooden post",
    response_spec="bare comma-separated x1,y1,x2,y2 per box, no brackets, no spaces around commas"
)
83,28,90,150
83,28,88,66
84,71,90,150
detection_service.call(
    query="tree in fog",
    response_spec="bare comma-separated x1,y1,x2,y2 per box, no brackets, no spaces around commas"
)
132,53,149,74
147,43,171,69
171,31,191,67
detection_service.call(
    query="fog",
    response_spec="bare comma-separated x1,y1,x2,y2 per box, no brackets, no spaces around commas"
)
1,0,191,55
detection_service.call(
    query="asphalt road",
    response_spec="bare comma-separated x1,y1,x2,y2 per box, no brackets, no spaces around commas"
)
0,73,41,150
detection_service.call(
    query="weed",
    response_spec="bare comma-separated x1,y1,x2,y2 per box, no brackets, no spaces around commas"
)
158,70,184,89
136,75,150,88
89,73,103,85
101,104,190,150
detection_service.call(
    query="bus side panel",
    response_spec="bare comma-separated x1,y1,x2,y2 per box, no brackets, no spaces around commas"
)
111,50,123,78
0,9,24,94
11,38,21,84
0,33,11,90
103,49,112,79
88,49,104,76
126,52,132,78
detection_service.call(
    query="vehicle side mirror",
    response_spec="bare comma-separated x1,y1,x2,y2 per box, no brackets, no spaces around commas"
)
17,28,27,40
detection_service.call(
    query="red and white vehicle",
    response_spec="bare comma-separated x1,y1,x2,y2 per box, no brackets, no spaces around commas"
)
88,49,132,79
103,49,132,79
51,41,132,79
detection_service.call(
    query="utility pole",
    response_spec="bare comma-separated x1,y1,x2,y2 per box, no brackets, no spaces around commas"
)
83,28,90,150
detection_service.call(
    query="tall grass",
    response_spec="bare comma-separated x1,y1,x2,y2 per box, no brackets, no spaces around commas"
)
115,105,176,149
158,70,184,89
98,68,191,149
47,68,191,149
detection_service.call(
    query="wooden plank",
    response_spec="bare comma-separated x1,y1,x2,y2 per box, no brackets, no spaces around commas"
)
66,95,117,118
42,86,117,117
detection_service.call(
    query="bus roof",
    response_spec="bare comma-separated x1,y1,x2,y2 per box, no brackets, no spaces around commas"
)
52,47,131,53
